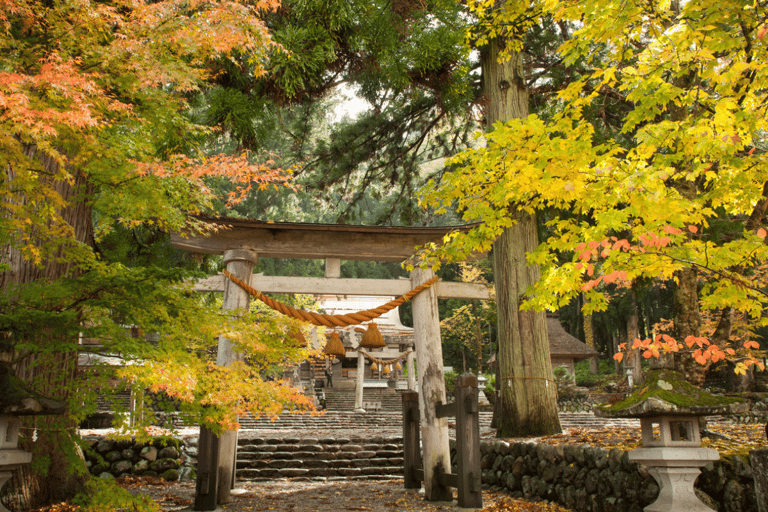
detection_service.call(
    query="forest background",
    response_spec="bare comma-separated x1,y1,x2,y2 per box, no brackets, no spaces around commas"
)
2,0,767,509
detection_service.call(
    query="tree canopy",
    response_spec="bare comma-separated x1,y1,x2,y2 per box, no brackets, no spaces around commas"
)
422,0,767,371
1,0,316,506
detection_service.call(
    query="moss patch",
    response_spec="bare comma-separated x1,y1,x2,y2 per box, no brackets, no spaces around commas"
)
598,369,745,414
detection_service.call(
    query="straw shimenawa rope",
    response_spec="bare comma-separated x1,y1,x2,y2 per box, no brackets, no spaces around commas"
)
222,270,438,328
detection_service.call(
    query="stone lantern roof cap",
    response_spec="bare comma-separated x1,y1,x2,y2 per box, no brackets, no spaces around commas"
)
594,369,748,418
0,363,67,416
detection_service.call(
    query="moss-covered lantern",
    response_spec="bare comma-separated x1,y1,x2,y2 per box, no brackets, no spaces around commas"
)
596,369,748,512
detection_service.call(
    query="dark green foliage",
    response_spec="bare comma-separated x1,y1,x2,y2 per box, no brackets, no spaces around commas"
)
574,359,616,388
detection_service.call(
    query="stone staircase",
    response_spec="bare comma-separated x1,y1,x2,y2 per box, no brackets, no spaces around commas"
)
323,387,403,412
239,410,408,430
231,410,646,482
236,435,405,481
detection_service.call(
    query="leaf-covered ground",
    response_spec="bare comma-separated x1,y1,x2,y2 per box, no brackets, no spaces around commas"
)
112,477,574,512
522,422,766,456
31,423,765,512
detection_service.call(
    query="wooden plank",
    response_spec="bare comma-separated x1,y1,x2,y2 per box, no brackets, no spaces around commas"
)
192,274,491,300
435,401,457,419
436,470,459,488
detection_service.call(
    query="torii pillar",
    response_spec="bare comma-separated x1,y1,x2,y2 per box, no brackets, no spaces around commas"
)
195,249,258,510
410,267,452,501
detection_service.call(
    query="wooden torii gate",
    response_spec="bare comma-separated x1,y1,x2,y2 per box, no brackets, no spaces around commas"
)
171,218,490,508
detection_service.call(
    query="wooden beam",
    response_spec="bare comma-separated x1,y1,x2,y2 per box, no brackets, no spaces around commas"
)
435,401,457,419
171,219,482,262
191,274,491,300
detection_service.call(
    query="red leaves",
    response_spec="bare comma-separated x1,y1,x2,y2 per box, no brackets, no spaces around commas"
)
135,152,293,206
615,332,760,368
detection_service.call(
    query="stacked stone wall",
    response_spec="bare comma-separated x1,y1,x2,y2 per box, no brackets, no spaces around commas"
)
82,436,197,482
466,440,760,512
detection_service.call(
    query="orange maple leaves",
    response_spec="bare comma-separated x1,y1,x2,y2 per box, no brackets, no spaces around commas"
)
615,334,761,369
0,53,130,139
135,152,294,206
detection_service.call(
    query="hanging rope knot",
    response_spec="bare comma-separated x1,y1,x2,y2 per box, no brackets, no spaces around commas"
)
221,270,438,327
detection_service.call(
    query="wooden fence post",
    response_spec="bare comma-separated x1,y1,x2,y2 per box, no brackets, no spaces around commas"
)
194,426,220,511
455,373,482,508
751,448,768,512
402,391,421,489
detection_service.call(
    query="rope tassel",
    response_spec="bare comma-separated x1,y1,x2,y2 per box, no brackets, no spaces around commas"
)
358,322,385,349
323,331,346,358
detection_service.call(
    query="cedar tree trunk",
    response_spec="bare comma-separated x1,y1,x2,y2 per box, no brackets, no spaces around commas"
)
483,38,561,437
1,147,91,509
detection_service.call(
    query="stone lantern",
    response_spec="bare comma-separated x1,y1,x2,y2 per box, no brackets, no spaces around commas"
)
0,363,66,512
595,369,749,512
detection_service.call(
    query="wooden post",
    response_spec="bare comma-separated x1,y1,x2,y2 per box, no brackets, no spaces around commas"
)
355,351,365,411
751,448,768,512
410,267,452,502
325,258,341,278
199,249,258,507
194,426,220,511
402,391,421,489
407,351,416,391
455,374,482,509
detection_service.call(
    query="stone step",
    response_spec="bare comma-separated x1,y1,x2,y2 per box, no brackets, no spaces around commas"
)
235,435,405,481
237,466,404,481
239,410,495,430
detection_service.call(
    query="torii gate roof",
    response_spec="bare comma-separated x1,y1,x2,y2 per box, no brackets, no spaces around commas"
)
171,217,481,262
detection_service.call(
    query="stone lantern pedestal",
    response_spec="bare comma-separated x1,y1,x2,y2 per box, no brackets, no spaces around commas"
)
595,369,749,512
0,416,32,512
628,416,720,512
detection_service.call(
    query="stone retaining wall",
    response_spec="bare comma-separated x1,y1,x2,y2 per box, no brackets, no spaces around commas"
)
82,436,197,482
467,440,760,512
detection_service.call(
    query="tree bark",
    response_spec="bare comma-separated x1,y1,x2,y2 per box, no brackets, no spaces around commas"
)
483,33,561,437
1,147,92,509
583,312,599,374
672,267,708,384
626,287,643,385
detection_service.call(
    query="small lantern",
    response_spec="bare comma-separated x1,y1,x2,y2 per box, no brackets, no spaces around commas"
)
358,322,386,350
323,331,346,358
